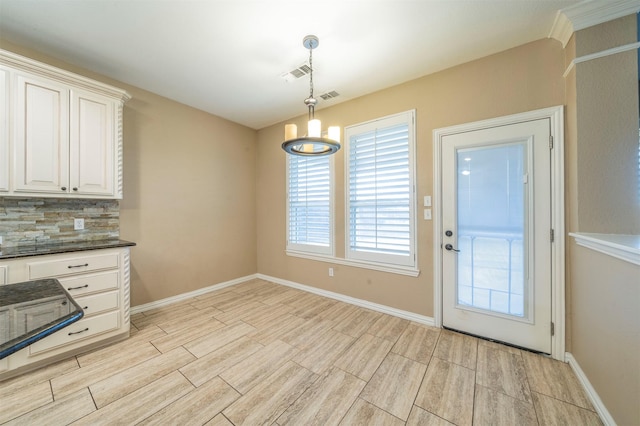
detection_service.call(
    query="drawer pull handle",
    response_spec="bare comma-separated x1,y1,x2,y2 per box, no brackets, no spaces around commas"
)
68,328,89,336
83,306,89,310
67,284,89,290
68,263,89,269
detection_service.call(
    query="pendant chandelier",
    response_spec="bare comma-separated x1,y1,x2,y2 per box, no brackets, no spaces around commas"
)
282,35,341,156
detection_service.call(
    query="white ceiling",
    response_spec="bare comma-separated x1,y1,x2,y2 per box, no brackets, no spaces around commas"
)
0,0,580,130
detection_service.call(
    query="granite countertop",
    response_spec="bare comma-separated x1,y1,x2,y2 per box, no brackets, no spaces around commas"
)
0,239,136,260
0,278,84,359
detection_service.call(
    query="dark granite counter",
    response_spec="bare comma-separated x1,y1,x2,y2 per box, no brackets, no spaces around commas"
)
0,239,136,260
0,278,84,359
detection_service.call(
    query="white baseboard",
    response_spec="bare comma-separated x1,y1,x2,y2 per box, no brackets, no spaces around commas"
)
565,352,616,426
131,273,435,327
130,273,259,315
257,273,435,327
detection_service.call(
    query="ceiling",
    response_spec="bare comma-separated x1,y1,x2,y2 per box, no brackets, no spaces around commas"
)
0,0,580,130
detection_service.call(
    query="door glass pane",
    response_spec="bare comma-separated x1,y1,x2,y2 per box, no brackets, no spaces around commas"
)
456,142,527,318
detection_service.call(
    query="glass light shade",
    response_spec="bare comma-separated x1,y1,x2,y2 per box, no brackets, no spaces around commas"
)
285,124,297,140
328,126,340,142
308,119,321,138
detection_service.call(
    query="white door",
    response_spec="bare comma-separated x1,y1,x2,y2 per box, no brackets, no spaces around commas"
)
441,118,552,353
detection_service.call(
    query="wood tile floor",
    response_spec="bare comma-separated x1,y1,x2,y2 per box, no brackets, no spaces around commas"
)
0,279,602,425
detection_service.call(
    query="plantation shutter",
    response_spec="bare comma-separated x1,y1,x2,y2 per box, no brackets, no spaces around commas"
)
287,153,332,254
346,111,415,266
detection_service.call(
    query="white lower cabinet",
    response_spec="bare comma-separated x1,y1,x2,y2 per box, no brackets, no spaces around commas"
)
0,265,7,372
29,310,120,356
0,247,131,380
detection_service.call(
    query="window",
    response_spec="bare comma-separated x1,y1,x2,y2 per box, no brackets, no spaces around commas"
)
345,110,417,268
286,150,333,255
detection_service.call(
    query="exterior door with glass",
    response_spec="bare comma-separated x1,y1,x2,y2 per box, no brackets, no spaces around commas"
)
441,119,552,353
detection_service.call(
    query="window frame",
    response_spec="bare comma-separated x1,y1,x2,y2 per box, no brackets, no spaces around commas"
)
285,149,335,257
344,109,418,269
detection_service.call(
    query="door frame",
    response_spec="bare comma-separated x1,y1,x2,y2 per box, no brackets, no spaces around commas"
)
433,106,565,361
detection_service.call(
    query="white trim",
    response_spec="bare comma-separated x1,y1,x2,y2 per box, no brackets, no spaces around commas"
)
257,273,435,326
565,352,617,426
130,271,434,326
570,233,640,266
286,249,420,277
564,42,640,78
564,0,640,33
549,0,640,47
0,49,131,102
285,148,336,257
433,106,565,360
344,109,418,269
549,11,575,48
130,274,258,314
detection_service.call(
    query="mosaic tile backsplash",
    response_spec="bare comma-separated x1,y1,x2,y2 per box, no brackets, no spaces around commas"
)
0,197,119,248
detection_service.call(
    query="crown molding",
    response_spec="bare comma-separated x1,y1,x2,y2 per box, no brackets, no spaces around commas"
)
0,49,131,102
549,0,640,47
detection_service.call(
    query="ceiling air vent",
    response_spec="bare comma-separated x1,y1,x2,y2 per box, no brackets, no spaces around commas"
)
319,90,340,101
281,63,311,82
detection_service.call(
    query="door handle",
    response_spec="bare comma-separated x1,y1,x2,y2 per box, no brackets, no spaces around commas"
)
444,244,460,252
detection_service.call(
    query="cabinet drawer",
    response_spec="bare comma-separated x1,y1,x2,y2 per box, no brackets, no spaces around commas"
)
57,270,119,297
74,291,119,317
29,310,119,355
28,253,119,279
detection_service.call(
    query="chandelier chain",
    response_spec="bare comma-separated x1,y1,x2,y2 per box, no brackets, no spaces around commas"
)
308,45,314,99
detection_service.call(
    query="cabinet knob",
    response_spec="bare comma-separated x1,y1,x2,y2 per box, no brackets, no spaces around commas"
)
61,187,67,191
72,187,78,191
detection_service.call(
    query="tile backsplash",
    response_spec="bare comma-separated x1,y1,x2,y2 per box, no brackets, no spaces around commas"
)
0,197,119,247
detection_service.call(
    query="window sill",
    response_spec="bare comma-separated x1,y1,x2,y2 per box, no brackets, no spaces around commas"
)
286,250,420,277
569,232,640,266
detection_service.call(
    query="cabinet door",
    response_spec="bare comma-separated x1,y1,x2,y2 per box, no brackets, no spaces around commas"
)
0,308,9,371
0,67,8,192
13,73,69,194
70,89,115,196
13,299,68,338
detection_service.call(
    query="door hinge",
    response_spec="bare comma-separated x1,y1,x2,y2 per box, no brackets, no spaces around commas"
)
550,229,555,242
551,322,555,336
549,135,554,149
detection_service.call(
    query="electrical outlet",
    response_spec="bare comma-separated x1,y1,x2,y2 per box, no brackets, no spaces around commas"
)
74,218,85,230
329,267,334,277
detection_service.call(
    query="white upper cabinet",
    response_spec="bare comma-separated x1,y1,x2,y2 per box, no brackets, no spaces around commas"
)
70,89,115,196
13,73,70,194
0,67,9,192
1,49,130,199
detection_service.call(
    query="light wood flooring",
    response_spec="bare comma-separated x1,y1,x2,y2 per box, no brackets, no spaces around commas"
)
1,278,602,425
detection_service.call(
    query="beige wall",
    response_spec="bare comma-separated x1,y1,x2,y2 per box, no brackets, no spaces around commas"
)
574,15,640,233
564,14,640,425
257,38,565,317
569,245,640,426
0,39,258,306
